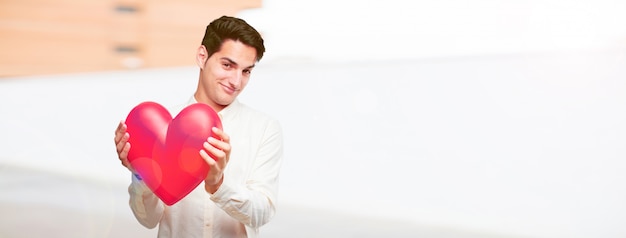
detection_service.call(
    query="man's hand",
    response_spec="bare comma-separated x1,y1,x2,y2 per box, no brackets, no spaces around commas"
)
114,120,133,172
200,127,231,194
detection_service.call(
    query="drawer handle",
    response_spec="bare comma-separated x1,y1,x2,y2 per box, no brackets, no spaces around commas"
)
114,5,139,13
115,46,139,53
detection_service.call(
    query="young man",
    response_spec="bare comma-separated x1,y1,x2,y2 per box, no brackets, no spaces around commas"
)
113,16,283,238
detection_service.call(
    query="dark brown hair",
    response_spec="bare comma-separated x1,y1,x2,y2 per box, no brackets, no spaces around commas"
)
201,16,265,61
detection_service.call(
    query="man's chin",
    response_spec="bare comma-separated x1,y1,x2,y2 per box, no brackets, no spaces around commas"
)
217,98,236,107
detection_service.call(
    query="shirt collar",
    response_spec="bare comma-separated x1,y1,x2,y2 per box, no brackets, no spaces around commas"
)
186,95,240,120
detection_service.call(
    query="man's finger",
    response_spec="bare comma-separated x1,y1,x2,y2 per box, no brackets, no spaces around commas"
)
212,127,229,142
119,142,130,159
116,133,129,153
202,141,225,160
114,123,127,143
200,149,219,166
115,121,126,136
208,137,230,152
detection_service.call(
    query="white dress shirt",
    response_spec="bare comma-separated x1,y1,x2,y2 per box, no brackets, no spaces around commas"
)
128,97,284,238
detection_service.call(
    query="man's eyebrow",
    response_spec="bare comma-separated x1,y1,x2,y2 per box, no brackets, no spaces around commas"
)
221,57,255,69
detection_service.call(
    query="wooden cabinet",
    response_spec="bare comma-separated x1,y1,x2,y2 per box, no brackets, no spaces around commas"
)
0,0,261,77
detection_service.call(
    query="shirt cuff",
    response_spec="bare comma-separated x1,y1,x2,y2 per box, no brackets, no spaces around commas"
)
129,173,151,195
209,176,236,204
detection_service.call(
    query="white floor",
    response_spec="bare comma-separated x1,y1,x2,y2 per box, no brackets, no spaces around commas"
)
1,48,625,238
0,165,519,238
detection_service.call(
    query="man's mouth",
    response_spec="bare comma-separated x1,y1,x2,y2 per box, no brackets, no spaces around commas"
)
220,83,238,94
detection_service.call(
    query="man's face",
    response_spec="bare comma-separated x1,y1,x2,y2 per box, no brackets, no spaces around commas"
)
196,39,257,111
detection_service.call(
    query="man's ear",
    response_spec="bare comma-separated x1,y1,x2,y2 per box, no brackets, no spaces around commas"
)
196,45,208,69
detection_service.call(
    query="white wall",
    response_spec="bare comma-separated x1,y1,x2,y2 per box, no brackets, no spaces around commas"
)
239,0,626,62
236,3,626,236
241,50,626,238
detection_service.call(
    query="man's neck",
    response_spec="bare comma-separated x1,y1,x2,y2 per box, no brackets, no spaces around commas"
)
193,92,225,112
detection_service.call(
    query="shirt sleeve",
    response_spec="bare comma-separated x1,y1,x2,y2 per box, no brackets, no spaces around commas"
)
210,119,284,229
128,174,165,228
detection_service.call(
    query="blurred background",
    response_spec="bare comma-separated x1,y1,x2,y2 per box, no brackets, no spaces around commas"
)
1,0,625,237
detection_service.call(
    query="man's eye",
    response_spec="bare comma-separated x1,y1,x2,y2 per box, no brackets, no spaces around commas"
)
243,69,251,75
223,63,232,68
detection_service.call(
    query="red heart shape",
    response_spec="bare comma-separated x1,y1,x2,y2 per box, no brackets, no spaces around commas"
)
125,101,222,205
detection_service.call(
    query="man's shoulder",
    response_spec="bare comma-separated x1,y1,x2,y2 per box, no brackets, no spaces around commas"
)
237,102,278,123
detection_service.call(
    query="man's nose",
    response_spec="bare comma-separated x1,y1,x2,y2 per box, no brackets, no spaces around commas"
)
229,71,242,88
